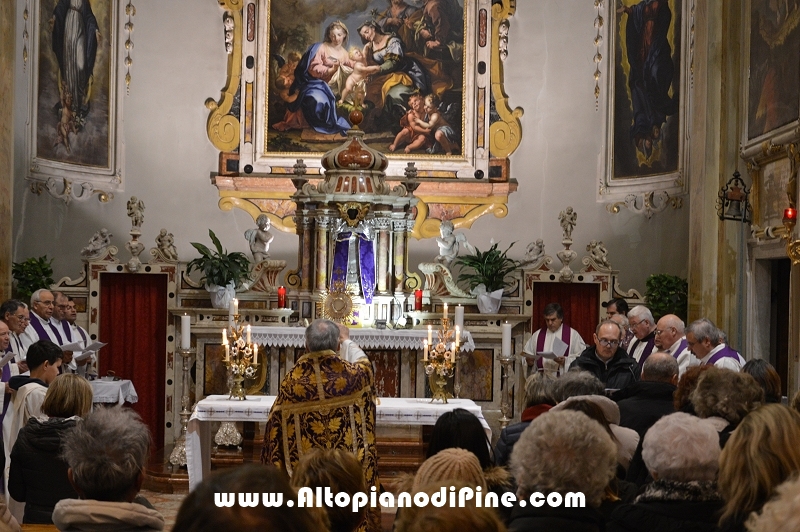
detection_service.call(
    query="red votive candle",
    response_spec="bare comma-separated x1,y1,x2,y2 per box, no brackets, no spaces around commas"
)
277,286,287,308
784,208,797,222
414,289,423,311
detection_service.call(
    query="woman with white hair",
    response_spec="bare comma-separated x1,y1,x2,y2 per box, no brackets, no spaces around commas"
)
508,410,617,531
606,412,723,531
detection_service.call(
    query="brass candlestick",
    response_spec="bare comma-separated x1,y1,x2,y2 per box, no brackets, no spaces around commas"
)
422,310,462,404
169,347,195,467
222,315,260,401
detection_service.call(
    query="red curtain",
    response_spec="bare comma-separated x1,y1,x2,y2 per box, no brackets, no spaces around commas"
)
99,273,167,447
530,283,601,346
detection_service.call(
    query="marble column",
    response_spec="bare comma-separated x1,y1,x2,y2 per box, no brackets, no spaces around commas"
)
315,216,329,292
376,218,390,294
299,216,314,292
393,219,406,293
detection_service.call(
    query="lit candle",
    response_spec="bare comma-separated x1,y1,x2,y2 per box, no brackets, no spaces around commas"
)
224,344,230,362
501,322,512,357
222,329,228,345
454,305,464,331
785,207,797,223
414,289,423,311
253,344,258,366
277,286,287,308
180,315,191,350
423,340,428,361
443,303,448,321
455,326,460,353
233,298,239,315
428,325,432,346
247,324,251,344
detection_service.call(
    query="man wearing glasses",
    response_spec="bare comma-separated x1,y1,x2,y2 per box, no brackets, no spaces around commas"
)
627,305,659,368
20,289,64,349
654,314,697,376
572,320,640,390
0,300,30,371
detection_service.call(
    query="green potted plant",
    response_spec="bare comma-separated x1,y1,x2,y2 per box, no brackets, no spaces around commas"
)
12,256,54,302
645,274,688,322
187,230,251,309
454,241,525,313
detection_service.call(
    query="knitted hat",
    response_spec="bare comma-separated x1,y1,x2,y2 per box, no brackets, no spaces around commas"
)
412,448,487,492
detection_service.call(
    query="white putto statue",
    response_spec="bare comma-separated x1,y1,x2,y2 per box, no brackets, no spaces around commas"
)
244,214,275,263
558,206,577,240
81,228,112,259
434,220,474,267
525,239,545,262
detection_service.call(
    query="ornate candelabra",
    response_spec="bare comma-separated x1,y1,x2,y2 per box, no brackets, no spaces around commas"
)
169,346,195,467
422,304,462,403
222,315,260,401
498,352,515,429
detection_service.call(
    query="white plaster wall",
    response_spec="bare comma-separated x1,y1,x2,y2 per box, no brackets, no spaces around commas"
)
12,0,689,294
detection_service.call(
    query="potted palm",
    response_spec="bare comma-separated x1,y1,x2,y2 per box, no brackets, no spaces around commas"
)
454,241,525,313
187,230,251,309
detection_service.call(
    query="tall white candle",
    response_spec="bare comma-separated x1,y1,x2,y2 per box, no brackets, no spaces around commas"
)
222,329,228,345
423,340,428,361
501,322,512,357
443,303,448,321
233,298,239,315
253,344,258,366
247,324,252,344
454,305,464,331
180,315,191,350
428,325,432,346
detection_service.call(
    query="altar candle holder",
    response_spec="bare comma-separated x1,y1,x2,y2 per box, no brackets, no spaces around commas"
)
168,345,195,467
222,313,260,401
422,307,462,403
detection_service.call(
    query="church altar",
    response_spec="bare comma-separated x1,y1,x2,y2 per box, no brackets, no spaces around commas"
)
249,326,475,352
185,395,490,490
89,378,138,405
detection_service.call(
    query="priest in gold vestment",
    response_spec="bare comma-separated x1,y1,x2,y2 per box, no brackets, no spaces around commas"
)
261,319,380,532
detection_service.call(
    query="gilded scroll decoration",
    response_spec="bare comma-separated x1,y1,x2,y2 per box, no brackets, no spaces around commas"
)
205,2,243,152
490,0,523,159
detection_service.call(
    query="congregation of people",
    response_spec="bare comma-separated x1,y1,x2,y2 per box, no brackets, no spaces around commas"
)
0,291,798,531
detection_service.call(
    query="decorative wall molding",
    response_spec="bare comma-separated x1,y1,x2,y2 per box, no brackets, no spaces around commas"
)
123,1,135,93
607,190,683,219
30,176,114,204
593,0,604,109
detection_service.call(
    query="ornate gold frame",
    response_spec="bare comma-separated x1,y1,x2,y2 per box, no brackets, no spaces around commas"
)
207,0,522,239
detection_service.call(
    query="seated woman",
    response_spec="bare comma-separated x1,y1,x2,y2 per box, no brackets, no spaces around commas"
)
357,20,451,127
606,412,723,532
9,374,92,524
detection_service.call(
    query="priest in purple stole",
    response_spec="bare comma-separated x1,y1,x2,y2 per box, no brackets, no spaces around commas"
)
331,220,376,304
627,305,658,368
522,303,586,376
654,314,697,376
686,318,745,372
20,289,64,348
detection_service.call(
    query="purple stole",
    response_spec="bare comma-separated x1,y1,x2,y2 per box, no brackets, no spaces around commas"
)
29,314,64,345
61,320,73,342
535,325,572,370
331,231,376,304
706,345,741,366
2,345,12,418
672,339,688,359
629,332,656,368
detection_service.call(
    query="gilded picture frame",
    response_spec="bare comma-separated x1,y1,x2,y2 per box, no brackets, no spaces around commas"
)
25,0,126,203
216,0,494,179
598,0,690,203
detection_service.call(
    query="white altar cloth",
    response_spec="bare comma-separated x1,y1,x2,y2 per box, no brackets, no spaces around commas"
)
89,379,138,405
250,326,475,351
186,395,489,490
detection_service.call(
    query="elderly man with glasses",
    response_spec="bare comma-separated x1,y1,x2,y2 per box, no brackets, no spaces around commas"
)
572,320,640,390
654,314,697,376
627,305,659,369
20,289,65,349
0,300,30,372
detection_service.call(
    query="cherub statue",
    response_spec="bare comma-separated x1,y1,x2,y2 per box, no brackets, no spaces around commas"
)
558,206,577,240
435,220,474,267
155,229,178,261
244,214,275,263
525,239,545,262
81,228,112,259
127,196,145,229
587,240,610,268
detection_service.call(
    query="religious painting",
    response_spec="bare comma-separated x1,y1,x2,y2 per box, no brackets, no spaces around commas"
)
599,0,689,204
613,0,682,179
27,0,124,198
746,0,800,142
232,0,489,178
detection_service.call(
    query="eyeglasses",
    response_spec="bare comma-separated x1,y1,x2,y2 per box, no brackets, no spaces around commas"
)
629,320,644,328
598,339,620,348
36,300,54,306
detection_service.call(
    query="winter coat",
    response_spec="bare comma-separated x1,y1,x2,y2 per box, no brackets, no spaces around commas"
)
613,380,677,439
494,404,552,467
572,347,640,390
9,417,79,524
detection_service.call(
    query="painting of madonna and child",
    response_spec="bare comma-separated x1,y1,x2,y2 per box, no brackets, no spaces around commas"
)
266,0,465,157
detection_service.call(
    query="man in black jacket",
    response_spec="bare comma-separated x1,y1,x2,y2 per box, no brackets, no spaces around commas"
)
572,320,640,391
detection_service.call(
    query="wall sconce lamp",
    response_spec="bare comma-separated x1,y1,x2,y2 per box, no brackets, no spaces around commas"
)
717,171,752,223
782,204,800,265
